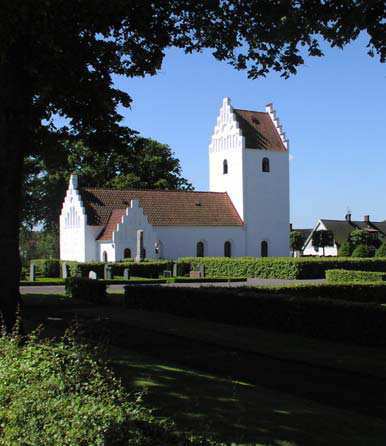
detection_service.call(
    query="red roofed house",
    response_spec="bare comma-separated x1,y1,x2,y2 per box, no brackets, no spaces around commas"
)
60,97,290,261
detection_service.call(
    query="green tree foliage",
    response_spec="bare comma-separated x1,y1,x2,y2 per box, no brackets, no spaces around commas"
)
2,1,386,330
349,229,372,247
312,230,334,256
24,138,192,230
352,244,372,258
338,241,352,257
19,228,58,267
289,231,304,252
375,242,386,257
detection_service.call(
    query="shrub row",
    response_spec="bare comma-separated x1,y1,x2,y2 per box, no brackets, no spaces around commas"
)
326,269,386,284
180,256,386,279
65,277,107,303
124,285,386,345
30,259,61,277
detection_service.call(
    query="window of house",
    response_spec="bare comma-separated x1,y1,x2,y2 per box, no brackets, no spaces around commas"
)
102,251,108,262
261,241,268,257
262,157,270,173
196,241,204,257
123,248,131,259
223,159,228,175
224,241,231,257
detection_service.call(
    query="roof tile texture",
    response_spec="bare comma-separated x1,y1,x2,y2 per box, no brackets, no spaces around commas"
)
234,109,287,152
80,188,243,231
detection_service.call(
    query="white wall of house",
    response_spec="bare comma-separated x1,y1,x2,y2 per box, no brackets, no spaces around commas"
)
155,225,245,259
98,242,116,262
302,220,338,256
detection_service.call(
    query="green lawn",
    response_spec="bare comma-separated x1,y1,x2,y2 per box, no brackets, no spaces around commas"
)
110,348,386,446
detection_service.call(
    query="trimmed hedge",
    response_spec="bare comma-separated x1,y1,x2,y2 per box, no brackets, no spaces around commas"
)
124,285,386,345
65,277,107,303
179,256,386,279
31,259,61,277
326,269,386,284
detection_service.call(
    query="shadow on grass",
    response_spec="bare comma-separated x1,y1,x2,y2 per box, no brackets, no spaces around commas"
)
111,350,386,446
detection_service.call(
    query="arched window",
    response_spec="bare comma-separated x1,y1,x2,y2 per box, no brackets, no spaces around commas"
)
102,251,108,262
262,157,270,173
223,159,228,175
261,241,268,257
123,248,131,259
196,241,204,257
224,241,232,257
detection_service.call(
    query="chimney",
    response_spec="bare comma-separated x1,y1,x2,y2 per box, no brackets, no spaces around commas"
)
364,215,370,225
345,212,351,222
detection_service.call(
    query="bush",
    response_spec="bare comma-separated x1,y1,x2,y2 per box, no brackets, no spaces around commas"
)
352,244,372,258
325,269,386,283
124,284,386,346
179,256,386,279
375,242,386,257
338,242,352,257
31,259,61,277
0,333,213,446
65,277,107,303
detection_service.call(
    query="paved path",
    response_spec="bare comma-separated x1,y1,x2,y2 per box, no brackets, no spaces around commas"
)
20,278,325,294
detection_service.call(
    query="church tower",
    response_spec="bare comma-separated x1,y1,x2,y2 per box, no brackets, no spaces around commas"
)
209,97,290,256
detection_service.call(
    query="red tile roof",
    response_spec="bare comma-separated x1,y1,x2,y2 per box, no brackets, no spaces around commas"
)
96,209,126,240
81,188,243,238
233,109,287,152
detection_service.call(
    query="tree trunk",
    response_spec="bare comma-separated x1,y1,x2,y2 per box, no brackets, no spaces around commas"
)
0,44,32,334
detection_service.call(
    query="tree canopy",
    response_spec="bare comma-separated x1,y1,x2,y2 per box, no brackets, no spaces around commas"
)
1,0,386,331
23,137,192,230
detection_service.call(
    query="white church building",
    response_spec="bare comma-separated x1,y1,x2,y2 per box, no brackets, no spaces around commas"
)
60,97,290,262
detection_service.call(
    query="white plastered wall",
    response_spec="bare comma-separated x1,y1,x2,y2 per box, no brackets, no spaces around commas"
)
60,175,101,261
101,199,158,261
209,97,245,221
155,226,244,259
244,149,290,256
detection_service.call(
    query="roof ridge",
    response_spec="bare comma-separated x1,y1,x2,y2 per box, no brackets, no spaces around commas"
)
81,187,228,195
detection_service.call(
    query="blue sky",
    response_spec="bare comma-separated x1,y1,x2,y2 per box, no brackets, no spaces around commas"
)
114,34,386,228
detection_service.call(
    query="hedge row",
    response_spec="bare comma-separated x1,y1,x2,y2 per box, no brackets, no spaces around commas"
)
326,269,386,284
180,257,386,279
30,259,62,277
124,285,386,346
65,277,107,303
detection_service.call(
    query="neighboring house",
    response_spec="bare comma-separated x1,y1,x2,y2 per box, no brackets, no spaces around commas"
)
302,214,386,256
289,226,312,256
60,97,290,261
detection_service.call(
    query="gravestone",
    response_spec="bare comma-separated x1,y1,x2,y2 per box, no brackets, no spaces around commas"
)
123,268,130,280
135,229,145,262
62,262,68,279
198,264,205,277
172,262,178,277
189,270,202,279
104,264,112,280
89,270,97,280
163,270,172,278
29,263,36,282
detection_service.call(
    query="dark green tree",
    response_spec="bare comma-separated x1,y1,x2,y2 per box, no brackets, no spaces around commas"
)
349,229,372,248
289,231,304,253
312,230,334,256
24,137,192,230
338,241,352,257
2,1,386,331
375,242,386,258
352,244,372,258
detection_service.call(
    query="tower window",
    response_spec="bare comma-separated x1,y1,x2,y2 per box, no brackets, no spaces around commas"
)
223,159,228,175
261,241,268,257
196,241,205,257
224,241,232,257
262,157,270,173
123,248,131,259
102,251,108,262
